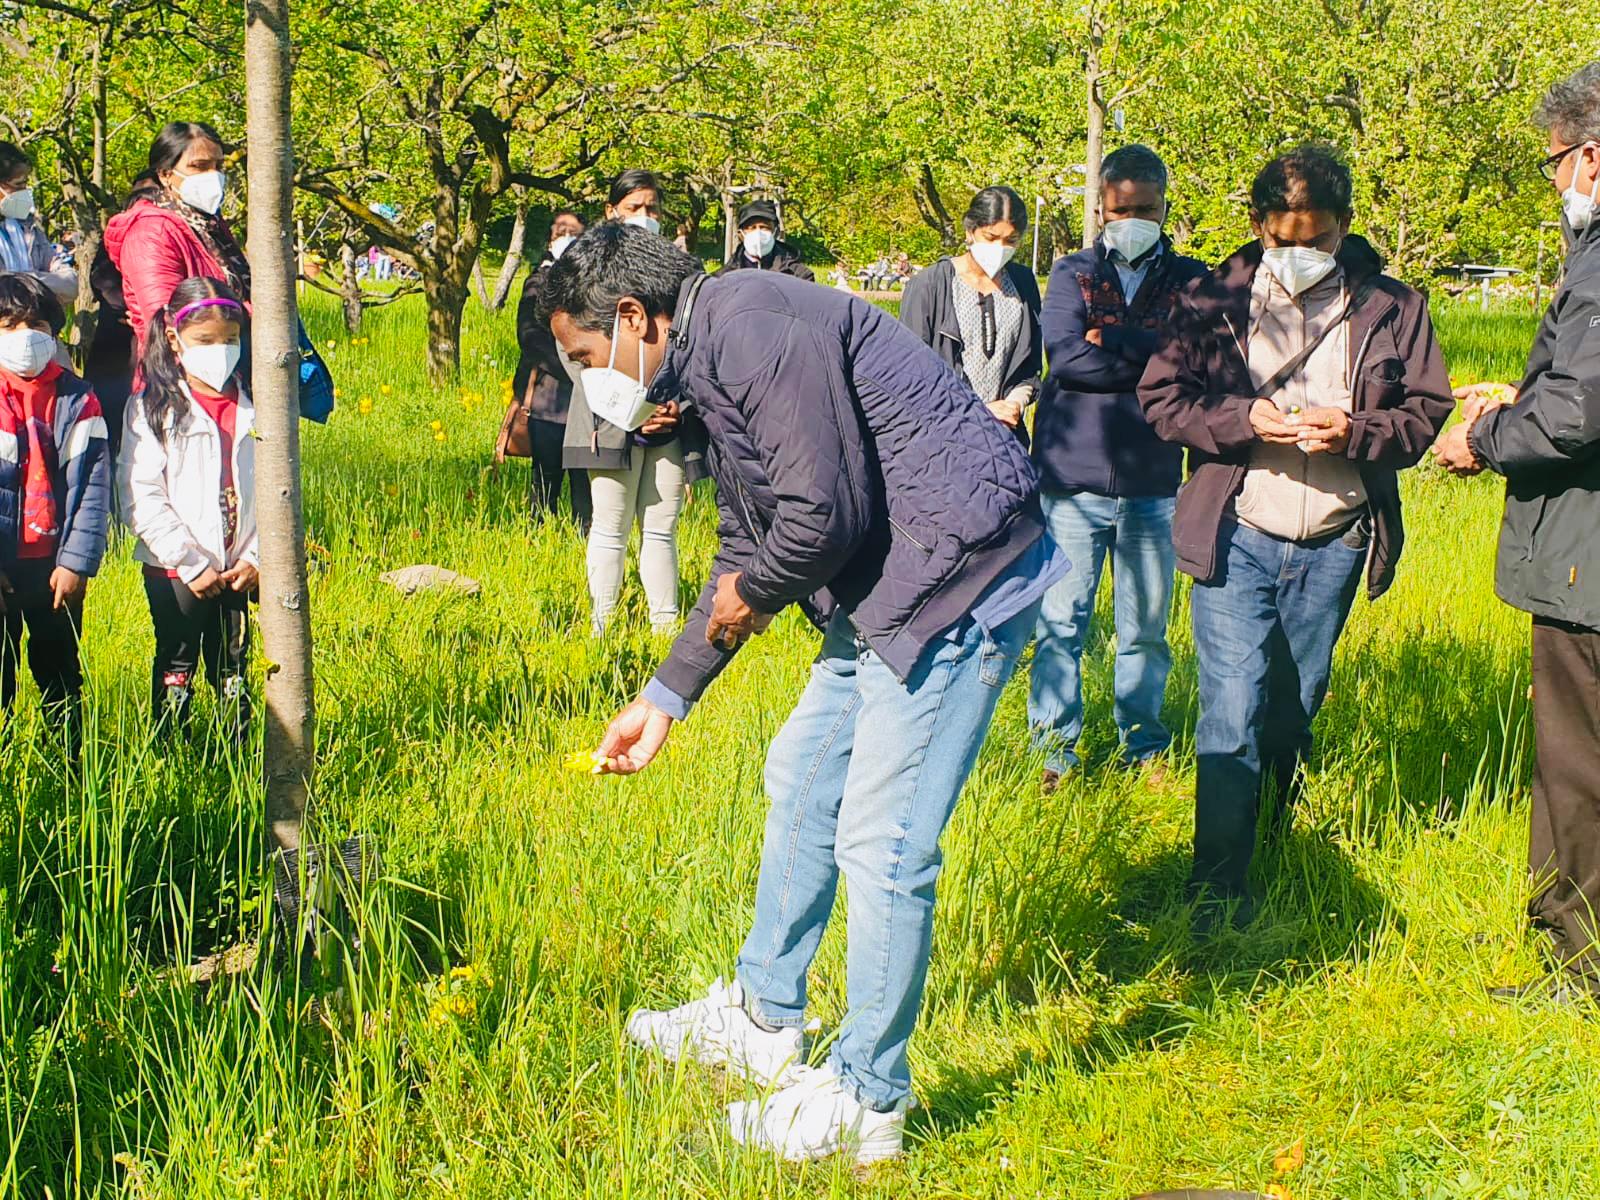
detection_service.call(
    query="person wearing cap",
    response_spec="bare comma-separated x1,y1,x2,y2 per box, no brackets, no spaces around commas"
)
716,199,815,282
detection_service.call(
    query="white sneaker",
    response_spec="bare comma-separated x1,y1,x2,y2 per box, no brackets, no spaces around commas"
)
626,978,805,1087
727,1068,906,1165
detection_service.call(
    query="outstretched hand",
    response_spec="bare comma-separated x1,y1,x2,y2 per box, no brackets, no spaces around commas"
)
595,697,676,775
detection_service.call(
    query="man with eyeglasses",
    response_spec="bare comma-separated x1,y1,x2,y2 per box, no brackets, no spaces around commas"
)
1435,61,1600,1008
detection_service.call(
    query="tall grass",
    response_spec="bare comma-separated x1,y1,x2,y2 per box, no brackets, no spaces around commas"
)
2,291,1590,1198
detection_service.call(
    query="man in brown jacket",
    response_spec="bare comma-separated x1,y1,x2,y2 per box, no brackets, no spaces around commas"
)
1138,145,1452,930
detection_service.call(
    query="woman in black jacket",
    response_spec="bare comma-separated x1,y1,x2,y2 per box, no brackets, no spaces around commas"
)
512,208,591,527
900,186,1042,440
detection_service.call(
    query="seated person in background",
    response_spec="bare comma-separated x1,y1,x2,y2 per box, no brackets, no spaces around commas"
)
1028,144,1209,789
716,199,814,281
1138,144,1452,932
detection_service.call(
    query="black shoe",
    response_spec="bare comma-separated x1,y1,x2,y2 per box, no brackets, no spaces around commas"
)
1190,890,1258,938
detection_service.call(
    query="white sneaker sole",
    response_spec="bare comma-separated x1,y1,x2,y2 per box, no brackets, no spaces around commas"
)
726,1098,905,1165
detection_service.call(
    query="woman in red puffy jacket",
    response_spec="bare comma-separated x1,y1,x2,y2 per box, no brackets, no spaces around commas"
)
103,122,251,353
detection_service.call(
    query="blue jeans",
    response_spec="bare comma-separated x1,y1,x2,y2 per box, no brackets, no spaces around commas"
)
1028,490,1176,771
735,603,1038,1111
1189,519,1367,894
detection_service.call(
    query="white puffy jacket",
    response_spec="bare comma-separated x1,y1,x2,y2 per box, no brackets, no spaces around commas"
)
119,382,258,583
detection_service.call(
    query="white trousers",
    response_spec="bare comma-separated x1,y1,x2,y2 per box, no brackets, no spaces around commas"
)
586,441,686,632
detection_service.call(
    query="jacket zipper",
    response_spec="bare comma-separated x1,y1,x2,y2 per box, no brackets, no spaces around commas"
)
888,516,931,553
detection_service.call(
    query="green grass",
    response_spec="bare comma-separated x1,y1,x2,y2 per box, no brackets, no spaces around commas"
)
2,290,1587,1199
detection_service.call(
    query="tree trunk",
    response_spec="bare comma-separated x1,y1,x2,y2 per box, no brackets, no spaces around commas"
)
489,196,528,311
722,188,739,265
244,0,314,855
422,268,467,381
339,235,362,332
1082,10,1106,249
472,255,491,308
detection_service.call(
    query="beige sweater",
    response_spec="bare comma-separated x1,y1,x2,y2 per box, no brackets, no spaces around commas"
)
1233,266,1368,542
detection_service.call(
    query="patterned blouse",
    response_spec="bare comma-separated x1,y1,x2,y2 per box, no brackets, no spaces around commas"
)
952,268,1024,403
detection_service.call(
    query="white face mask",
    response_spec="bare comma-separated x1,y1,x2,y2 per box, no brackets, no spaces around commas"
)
743,228,776,260
550,234,576,260
624,213,662,236
969,241,1016,278
0,329,56,378
1101,218,1163,263
0,188,34,221
176,169,226,216
1561,144,1600,234
579,309,659,431
1261,245,1339,297
178,336,241,392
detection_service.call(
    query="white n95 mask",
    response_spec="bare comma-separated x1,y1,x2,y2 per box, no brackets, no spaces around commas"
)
1261,245,1338,297
969,241,1016,278
178,170,227,216
1101,218,1162,263
580,310,660,431
624,214,662,236
179,338,241,391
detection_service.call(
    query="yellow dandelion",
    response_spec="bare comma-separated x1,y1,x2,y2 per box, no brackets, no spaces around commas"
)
434,430,447,443
563,750,611,775
358,398,373,415
380,383,393,396
449,964,478,984
429,419,443,432
333,387,342,399
326,340,337,350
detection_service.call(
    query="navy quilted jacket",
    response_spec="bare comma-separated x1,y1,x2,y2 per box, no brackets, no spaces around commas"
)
649,270,1045,708
0,366,111,576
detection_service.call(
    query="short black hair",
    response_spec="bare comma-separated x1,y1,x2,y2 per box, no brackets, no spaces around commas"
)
553,208,585,226
608,169,660,208
538,221,702,332
963,186,1028,235
1535,61,1600,146
0,272,66,335
1250,144,1354,220
0,141,32,185
1101,144,1168,192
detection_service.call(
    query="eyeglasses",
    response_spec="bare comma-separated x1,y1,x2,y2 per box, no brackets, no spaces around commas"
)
1540,143,1583,182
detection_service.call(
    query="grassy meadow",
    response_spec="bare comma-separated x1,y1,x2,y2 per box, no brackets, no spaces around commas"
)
1,287,1591,1199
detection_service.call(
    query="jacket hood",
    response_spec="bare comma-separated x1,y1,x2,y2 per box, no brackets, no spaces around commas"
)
103,199,194,261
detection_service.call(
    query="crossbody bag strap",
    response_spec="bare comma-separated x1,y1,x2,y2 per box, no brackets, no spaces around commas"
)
1256,296,1355,401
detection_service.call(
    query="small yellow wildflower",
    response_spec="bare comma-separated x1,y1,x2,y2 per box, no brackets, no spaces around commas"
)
434,430,447,443
380,383,393,396
358,398,373,415
429,419,443,432
563,750,611,775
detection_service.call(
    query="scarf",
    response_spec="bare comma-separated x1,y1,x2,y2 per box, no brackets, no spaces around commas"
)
154,194,251,298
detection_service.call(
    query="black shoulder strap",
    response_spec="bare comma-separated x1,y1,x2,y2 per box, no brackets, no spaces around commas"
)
1257,294,1356,400
667,273,710,350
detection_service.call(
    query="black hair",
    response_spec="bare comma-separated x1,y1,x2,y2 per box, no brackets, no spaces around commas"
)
126,121,225,208
553,208,585,226
1250,144,1354,219
1535,61,1600,145
0,273,66,336
608,170,660,209
963,186,1028,235
0,141,33,185
537,222,701,333
1101,144,1168,192
139,276,245,438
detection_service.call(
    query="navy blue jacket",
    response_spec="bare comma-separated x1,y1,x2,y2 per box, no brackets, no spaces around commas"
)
0,366,112,576
649,270,1045,708
1033,238,1208,497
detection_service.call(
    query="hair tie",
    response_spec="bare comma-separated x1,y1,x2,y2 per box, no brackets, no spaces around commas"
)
170,297,244,326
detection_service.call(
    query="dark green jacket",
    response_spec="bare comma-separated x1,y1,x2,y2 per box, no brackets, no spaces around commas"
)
1471,220,1600,631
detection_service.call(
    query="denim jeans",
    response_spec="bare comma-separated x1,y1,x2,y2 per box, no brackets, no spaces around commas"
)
734,602,1038,1111
1028,490,1176,771
1189,519,1366,894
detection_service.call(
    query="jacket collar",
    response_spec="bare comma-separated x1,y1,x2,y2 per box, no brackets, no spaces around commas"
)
648,272,710,405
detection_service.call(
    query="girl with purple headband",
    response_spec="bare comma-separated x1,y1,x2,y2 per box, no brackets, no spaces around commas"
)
118,275,257,742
